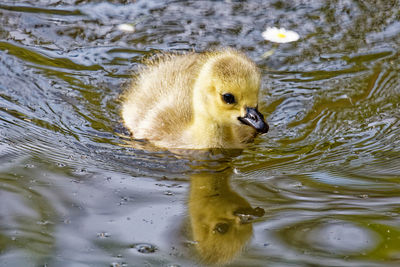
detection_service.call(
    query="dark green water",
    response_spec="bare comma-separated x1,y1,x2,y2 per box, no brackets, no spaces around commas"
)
1,1,399,266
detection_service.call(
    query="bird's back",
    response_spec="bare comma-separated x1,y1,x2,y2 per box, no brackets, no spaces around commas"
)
122,53,202,146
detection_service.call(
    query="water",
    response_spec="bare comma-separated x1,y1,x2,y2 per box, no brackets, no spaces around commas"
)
1,0,399,266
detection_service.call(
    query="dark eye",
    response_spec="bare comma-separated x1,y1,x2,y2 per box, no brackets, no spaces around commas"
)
222,93,235,104
214,223,230,234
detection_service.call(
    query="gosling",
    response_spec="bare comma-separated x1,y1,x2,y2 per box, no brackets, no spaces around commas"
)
121,48,268,150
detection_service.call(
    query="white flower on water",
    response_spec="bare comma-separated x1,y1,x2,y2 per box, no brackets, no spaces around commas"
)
117,23,135,32
262,27,299,43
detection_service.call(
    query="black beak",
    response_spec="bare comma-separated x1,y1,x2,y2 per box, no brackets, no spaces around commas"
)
238,107,269,134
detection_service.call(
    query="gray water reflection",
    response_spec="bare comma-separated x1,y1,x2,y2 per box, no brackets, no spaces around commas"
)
1,0,400,266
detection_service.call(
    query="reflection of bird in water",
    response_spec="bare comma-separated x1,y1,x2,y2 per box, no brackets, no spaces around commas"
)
121,49,268,150
189,170,265,265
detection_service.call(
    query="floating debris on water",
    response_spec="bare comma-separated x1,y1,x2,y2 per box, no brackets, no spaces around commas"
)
262,27,300,43
97,232,110,238
130,243,158,253
261,27,300,58
164,190,174,196
117,23,135,32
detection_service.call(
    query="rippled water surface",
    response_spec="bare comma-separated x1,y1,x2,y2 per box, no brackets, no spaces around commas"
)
1,1,400,266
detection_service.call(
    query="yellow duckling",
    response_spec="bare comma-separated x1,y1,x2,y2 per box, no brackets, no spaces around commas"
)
121,48,268,149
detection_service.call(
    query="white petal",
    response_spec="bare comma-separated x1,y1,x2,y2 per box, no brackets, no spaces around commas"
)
262,27,299,43
117,23,135,32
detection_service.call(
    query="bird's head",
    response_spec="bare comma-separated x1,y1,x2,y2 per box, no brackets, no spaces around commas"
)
193,51,269,138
